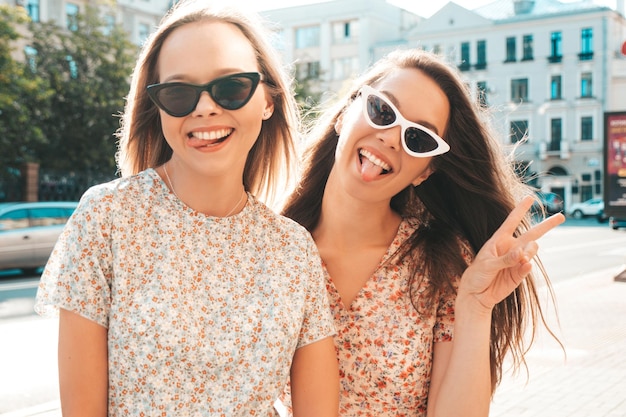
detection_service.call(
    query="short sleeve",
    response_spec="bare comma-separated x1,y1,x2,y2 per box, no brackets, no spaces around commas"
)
296,235,336,348
34,186,113,328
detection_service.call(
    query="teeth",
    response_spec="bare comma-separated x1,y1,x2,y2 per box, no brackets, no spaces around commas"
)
360,149,391,171
191,128,233,140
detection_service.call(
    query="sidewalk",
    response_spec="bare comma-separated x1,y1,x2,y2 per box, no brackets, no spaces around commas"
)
3,266,625,417
490,266,626,417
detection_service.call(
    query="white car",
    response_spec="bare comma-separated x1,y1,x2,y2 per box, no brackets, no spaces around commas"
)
567,198,604,220
0,201,77,274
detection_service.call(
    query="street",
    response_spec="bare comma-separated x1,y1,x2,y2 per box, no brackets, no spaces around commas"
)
0,217,625,416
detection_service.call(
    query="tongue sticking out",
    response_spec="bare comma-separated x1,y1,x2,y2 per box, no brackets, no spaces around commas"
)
360,157,384,181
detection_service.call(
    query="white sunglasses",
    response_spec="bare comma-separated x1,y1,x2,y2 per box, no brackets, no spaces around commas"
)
358,85,450,157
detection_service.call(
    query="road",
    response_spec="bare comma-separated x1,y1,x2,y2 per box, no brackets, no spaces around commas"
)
0,217,625,416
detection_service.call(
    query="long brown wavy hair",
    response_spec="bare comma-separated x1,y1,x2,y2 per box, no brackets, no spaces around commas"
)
115,0,299,209
282,48,559,393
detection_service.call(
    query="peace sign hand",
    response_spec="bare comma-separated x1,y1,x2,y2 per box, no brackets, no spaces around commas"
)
458,196,565,313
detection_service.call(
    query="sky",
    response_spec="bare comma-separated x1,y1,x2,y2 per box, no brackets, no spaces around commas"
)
229,0,618,18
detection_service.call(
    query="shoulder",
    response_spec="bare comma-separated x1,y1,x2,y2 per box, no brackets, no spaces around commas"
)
81,169,158,203
250,196,311,232
75,169,160,219
248,196,317,247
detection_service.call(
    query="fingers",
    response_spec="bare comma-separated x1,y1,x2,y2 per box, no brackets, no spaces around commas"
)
493,196,565,243
491,196,535,239
524,211,565,241
502,241,537,267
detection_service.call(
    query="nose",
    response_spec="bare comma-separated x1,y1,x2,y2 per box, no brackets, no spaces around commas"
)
192,91,221,116
377,125,402,152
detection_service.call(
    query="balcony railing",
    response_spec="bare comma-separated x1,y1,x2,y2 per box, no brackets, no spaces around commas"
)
547,55,562,63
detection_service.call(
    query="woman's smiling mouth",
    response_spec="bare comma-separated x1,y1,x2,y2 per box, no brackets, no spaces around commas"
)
359,149,391,176
189,128,233,142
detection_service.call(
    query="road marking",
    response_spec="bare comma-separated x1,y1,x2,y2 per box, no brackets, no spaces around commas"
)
0,281,39,292
541,236,626,254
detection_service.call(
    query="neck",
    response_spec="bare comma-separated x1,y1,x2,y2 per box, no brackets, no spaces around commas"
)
160,163,247,216
313,182,401,251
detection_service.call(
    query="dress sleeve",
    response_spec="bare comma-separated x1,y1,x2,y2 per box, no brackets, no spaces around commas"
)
295,235,336,349
34,186,113,328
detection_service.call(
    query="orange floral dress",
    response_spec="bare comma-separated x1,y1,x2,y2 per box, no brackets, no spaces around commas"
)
35,168,335,417
327,217,463,416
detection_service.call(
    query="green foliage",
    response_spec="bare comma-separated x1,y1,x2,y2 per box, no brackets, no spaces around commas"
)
0,4,137,182
0,5,50,172
294,73,323,124
28,5,138,175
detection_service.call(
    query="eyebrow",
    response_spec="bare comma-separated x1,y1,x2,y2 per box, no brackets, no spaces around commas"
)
381,90,442,135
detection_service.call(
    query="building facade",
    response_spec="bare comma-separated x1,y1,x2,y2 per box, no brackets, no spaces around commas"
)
1,0,171,45
6,0,626,210
263,0,626,212
262,0,421,95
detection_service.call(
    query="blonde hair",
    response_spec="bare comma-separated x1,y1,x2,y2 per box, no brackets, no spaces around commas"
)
115,0,299,208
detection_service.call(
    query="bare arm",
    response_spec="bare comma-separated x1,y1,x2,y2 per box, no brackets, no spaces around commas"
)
58,308,108,417
290,336,339,417
427,196,565,417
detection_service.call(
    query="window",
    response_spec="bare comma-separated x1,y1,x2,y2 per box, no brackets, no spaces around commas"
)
511,78,528,102
332,20,359,43
505,37,516,62
476,81,488,107
579,27,593,60
296,61,320,79
103,14,115,35
295,26,320,49
66,3,79,31
581,72,593,97
138,23,150,44
26,0,40,22
595,171,603,194
522,34,533,60
549,31,562,63
0,209,29,231
510,120,528,144
580,184,593,201
550,118,562,151
24,45,37,73
30,208,73,227
459,42,470,71
332,56,358,80
550,75,562,100
66,55,78,79
475,40,486,69
581,116,593,141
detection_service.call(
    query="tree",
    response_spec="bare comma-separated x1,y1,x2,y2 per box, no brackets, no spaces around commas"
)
0,5,51,171
28,5,137,176
294,73,324,125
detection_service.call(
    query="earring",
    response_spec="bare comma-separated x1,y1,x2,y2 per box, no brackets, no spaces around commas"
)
263,111,272,120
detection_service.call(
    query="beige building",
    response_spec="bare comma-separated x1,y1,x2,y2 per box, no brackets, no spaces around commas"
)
1,0,170,45
262,0,421,95
6,0,626,211
263,0,626,212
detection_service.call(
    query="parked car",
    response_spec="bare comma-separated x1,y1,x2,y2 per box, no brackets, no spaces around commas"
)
567,198,604,219
0,201,77,274
597,207,609,223
609,216,626,230
532,192,564,215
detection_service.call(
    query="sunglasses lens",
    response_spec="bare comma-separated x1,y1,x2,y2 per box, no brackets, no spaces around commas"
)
404,128,440,154
212,76,256,110
366,95,396,127
155,85,198,116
